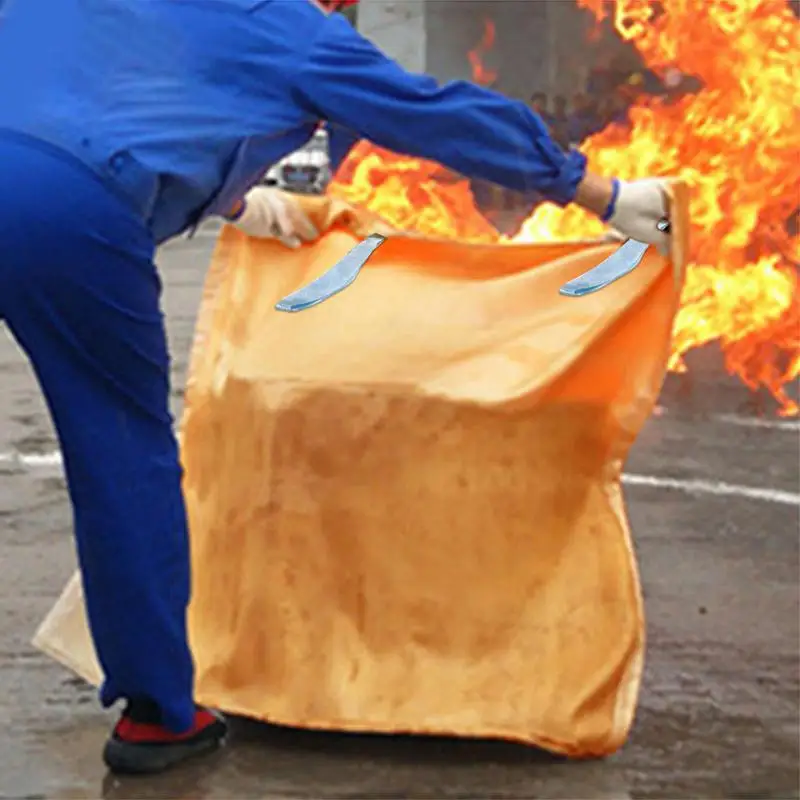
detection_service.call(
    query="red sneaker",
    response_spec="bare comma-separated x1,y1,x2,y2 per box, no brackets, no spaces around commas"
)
103,701,227,774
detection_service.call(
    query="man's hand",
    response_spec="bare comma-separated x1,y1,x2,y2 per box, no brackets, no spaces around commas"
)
608,179,670,255
227,187,319,248
574,174,671,255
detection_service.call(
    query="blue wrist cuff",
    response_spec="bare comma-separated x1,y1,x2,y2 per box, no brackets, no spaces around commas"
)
601,178,621,222
226,199,247,222
541,147,588,207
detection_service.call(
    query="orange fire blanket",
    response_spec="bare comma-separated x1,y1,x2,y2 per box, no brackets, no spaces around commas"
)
35,183,689,757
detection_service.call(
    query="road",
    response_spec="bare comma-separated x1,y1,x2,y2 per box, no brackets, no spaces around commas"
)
1,229,798,800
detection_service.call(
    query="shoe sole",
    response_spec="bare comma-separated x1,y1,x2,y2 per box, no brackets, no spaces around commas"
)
103,734,226,775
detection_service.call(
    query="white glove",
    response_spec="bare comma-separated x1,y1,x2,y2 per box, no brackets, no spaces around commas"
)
601,229,626,243
607,179,671,255
229,186,319,248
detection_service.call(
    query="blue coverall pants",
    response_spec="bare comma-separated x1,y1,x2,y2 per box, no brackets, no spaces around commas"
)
0,134,196,732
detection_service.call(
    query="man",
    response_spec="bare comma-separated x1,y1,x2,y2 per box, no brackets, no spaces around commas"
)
549,94,572,151
0,0,670,776
603,92,632,127
568,92,604,145
529,91,554,127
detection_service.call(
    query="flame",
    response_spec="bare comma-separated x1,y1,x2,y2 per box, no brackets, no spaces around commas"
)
329,0,800,415
467,19,499,87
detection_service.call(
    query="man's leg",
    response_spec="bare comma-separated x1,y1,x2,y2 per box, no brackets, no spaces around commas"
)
0,142,224,772
9,235,199,722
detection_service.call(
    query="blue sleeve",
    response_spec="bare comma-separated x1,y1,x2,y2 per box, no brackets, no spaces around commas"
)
325,123,361,172
293,12,586,206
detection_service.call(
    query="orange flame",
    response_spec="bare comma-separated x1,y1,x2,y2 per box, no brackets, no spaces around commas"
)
329,0,800,415
467,19,499,87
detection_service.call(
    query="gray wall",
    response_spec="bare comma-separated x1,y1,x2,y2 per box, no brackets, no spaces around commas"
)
356,0,429,74
357,0,628,101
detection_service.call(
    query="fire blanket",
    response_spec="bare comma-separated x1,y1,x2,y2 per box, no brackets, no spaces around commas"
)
36,183,689,757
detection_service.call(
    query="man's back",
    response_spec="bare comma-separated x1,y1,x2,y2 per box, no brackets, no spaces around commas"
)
0,0,326,241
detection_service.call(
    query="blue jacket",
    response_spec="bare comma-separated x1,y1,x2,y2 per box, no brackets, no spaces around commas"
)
326,124,362,174
0,0,586,244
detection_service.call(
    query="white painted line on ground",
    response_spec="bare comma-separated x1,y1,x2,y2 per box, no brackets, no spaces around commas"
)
1,449,798,507
621,474,800,507
0,450,62,467
711,413,800,432
651,406,800,433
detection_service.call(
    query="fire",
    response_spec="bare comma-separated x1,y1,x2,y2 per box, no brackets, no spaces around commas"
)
329,0,800,415
467,18,498,88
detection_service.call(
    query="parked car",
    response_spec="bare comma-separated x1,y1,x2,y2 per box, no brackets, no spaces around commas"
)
262,129,331,195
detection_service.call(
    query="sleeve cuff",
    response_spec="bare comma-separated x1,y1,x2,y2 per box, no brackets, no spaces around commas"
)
540,147,588,207
225,199,247,222
601,178,621,222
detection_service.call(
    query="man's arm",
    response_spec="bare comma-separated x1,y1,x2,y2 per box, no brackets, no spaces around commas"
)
324,123,361,174
294,13,586,208
291,8,669,250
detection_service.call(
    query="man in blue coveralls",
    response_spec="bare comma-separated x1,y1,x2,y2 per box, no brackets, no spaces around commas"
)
0,0,671,775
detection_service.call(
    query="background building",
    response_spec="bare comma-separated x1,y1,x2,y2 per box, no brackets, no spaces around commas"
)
355,0,633,101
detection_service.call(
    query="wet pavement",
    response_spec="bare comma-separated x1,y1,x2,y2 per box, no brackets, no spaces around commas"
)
1,228,798,799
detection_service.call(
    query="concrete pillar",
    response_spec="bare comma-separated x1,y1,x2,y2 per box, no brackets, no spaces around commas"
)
357,0,603,100
356,0,428,74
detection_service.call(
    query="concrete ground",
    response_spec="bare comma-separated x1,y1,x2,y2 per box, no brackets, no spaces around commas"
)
1,228,798,800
